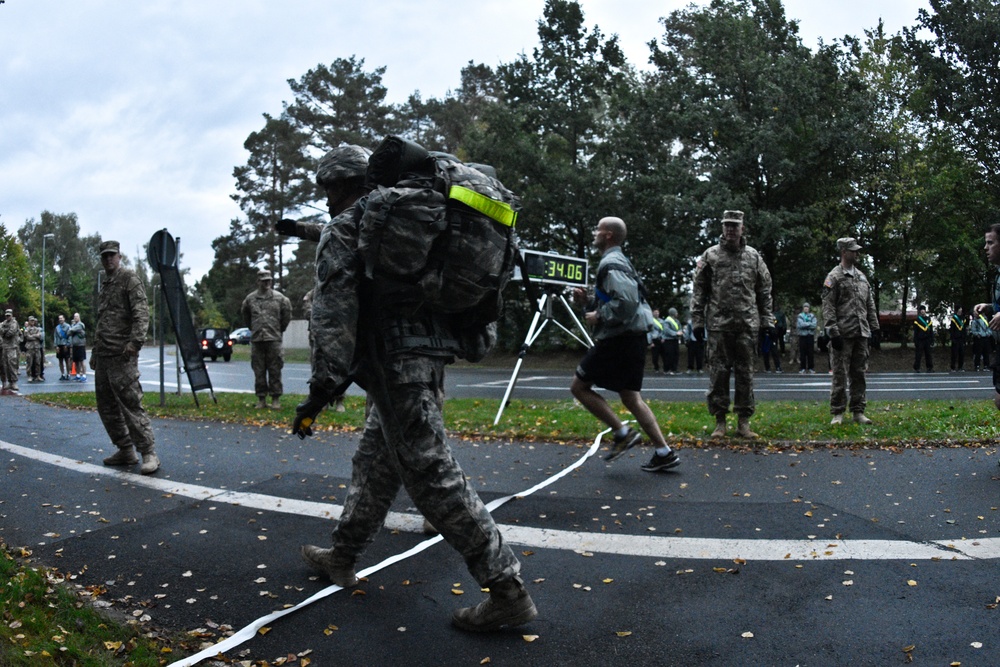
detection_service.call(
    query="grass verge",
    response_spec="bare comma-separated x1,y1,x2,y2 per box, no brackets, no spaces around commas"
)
26,391,1000,448
0,541,193,666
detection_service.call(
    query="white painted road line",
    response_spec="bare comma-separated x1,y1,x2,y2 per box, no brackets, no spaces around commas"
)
2,438,993,561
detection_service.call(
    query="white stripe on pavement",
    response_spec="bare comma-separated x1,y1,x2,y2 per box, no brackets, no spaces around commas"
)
1,438,991,561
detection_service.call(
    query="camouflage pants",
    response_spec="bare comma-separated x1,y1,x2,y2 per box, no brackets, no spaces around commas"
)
830,337,869,415
25,346,42,379
706,331,757,418
95,355,155,453
332,358,520,588
0,347,18,388
251,340,284,398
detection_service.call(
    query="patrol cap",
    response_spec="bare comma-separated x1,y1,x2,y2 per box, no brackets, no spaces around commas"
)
837,237,862,252
257,270,272,281
99,240,120,255
721,210,744,225
802,302,810,308
4,309,12,316
28,316,37,322
668,307,678,317
316,145,372,187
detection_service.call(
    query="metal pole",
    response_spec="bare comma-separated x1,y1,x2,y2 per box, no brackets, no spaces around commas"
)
174,237,182,396
41,234,54,354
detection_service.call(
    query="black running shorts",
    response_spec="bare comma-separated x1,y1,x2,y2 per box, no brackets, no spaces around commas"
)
575,333,647,392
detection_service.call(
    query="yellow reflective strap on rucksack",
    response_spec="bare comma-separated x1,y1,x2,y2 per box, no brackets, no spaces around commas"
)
448,185,518,228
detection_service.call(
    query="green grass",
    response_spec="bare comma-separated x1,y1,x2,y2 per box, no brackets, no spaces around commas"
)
28,391,1000,448
0,542,192,666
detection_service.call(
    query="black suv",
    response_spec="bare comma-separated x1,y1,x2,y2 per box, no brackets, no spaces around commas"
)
198,328,233,362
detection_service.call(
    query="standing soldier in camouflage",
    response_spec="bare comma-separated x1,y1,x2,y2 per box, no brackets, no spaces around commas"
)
822,237,880,425
294,145,537,632
692,210,774,439
93,241,160,474
1,309,20,393
241,270,292,409
24,316,44,382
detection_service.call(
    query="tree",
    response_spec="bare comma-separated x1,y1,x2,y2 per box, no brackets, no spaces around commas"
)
230,114,313,285
905,0,1000,200
284,56,400,152
0,221,33,313
468,0,630,259
17,211,102,326
645,0,875,309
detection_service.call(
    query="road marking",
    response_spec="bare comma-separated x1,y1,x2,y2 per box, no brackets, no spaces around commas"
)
1,438,990,561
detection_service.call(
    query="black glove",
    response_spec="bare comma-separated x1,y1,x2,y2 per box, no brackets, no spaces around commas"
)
693,326,705,342
831,336,844,351
292,389,332,439
275,218,298,236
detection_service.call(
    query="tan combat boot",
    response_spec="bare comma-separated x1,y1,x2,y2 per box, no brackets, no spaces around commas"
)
255,397,267,409
270,397,281,410
140,452,160,475
422,518,439,536
710,417,727,439
452,576,537,632
103,447,139,466
300,545,358,587
853,412,873,425
736,417,759,439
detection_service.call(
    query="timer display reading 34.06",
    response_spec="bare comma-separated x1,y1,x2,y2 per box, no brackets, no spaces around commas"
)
519,250,589,288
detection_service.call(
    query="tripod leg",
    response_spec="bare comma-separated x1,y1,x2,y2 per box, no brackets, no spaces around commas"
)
494,294,548,425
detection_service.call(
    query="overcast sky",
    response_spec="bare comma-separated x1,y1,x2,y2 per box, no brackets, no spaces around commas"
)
0,0,928,282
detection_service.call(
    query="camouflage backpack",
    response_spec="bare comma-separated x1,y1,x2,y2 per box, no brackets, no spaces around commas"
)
358,136,521,326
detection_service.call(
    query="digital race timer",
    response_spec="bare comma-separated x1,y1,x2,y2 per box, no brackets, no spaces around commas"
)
518,249,590,288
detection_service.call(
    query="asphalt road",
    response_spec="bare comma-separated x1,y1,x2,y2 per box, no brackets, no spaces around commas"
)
15,349,999,405
3,354,1000,665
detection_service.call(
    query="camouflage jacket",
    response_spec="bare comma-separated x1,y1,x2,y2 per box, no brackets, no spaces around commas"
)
309,206,363,394
23,325,42,350
692,237,773,333
821,264,878,339
93,267,149,357
0,318,19,349
242,288,292,343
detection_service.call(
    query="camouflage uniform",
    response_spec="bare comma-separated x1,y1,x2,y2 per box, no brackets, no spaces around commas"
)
93,262,156,454
822,259,878,416
692,235,773,418
307,194,521,594
0,313,20,390
241,278,292,400
24,320,43,380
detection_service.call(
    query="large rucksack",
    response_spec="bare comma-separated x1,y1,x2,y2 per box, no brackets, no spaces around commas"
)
357,136,521,326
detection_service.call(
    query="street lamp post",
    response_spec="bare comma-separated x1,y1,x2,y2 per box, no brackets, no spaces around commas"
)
41,233,55,355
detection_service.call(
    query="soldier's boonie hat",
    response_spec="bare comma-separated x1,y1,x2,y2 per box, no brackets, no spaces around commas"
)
721,210,744,225
28,316,37,322
316,145,372,186
837,237,862,252
257,270,272,281
99,240,120,255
